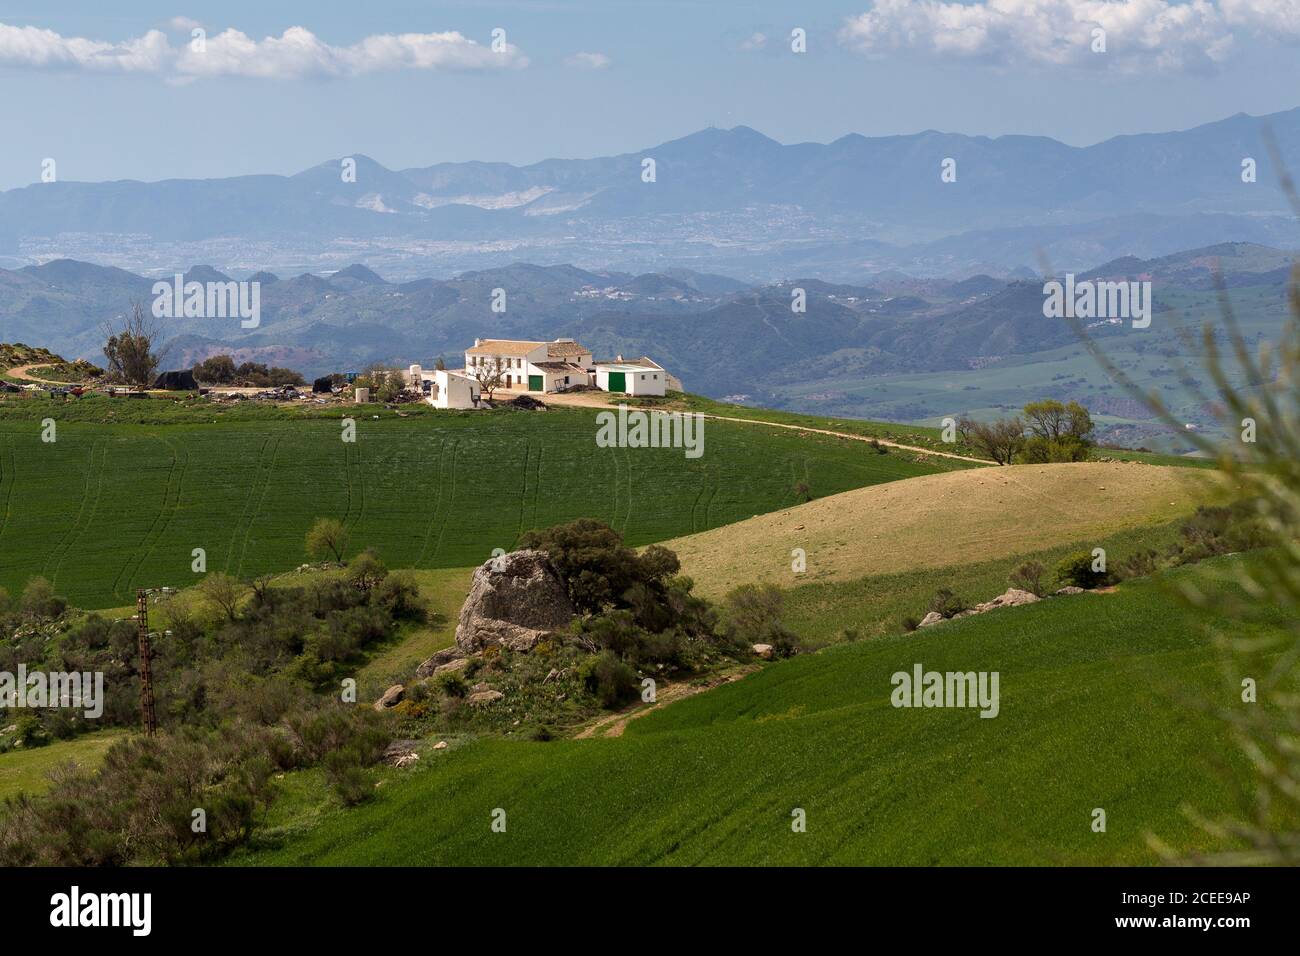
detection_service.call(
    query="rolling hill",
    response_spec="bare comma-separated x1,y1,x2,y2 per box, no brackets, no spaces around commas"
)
663,462,1219,596
234,555,1279,866
0,402,954,608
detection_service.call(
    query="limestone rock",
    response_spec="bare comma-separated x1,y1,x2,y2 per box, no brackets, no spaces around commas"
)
455,549,576,653
415,646,465,679
752,643,774,659
468,689,504,706
918,611,945,628
373,684,405,711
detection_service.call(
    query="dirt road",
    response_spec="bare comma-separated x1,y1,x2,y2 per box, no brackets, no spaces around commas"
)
539,390,989,465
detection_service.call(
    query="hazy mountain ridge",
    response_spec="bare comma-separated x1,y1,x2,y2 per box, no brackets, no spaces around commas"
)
4,110,1300,280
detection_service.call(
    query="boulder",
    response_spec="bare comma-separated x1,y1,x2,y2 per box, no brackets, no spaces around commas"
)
972,588,1040,613
455,549,576,654
415,646,465,679
468,689,504,706
918,611,945,628
373,684,404,711
1054,586,1085,596
752,643,774,659
433,740,448,750
433,657,471,676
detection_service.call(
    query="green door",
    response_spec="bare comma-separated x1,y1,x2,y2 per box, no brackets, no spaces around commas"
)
607,371,626,393
528,374,544,392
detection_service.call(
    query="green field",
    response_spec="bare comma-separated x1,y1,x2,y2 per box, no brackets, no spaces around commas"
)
0,730,127,801
234,555,1281,866
0,404,951,608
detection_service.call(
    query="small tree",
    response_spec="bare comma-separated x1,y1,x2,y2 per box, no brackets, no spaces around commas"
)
197,572,246,623
966,416,1025,465
471,357,506,400
1008,560,1046,596
102,302,164,388
306,517,348,563
193,354,237,384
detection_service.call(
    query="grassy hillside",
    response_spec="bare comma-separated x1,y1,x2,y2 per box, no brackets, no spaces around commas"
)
235,556,1280,866
663,461,1219,596
0,730,127,801
0,405,951,608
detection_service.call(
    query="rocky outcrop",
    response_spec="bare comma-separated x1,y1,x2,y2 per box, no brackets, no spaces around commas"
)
454,549,576,654
752,643,774,659
468,689,504,706
415,646,465,679
374,684,405,711
917,589,1041,629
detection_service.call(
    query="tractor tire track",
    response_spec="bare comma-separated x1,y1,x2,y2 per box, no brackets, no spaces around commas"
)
230,435,281,578
46,438,108,589
224,434,273,574
114,436,188,597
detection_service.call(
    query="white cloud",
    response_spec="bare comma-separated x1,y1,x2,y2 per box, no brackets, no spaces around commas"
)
167,17,204,32
0,21,527,79
740,32,768,51
0,23,172,72
563,51,611,69
836,0,1298,72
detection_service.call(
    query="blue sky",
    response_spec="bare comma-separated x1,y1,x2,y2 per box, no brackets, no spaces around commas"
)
2,0,1298,190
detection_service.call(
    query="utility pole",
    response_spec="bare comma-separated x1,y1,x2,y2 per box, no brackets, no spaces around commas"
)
135,588,157,736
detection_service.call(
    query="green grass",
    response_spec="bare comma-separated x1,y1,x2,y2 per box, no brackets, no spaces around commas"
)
780,519,1188,644
0,730,128,800
233,555,1282,866
0,405,945,609
672,393,986,459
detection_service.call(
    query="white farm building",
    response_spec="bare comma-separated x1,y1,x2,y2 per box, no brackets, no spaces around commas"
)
461,338,669,397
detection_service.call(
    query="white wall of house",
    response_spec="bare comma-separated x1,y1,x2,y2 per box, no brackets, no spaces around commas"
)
429,370,481,409
464,342,547,389
595,363,666,396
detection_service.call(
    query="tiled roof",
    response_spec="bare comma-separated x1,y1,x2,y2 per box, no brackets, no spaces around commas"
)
465,339,545,355
533,362,588,372
546,340,591,358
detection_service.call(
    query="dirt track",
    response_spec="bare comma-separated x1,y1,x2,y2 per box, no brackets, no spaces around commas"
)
539,391,988,465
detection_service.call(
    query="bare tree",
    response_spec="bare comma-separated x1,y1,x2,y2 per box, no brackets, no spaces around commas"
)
471,356,506,400
966,416,1025,465
102,302,167,388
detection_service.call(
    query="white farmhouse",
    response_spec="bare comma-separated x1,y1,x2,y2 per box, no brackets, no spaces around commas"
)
464,338,594,393
451,338,672,397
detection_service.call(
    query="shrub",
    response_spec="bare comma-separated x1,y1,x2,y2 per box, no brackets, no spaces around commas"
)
578,651,639,709
722,583,803,657
19,577,65,621
1054,551,1112,590
927,588,966,618
1116,549,1159,581
1008,560,1046,596
435,671,467,698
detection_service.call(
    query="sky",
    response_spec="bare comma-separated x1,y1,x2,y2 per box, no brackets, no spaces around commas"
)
1,0,1299,190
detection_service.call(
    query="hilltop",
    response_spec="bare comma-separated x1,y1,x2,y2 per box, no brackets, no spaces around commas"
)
663,462,1218,596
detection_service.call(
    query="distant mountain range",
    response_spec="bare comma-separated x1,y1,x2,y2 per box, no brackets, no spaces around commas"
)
3,109,1300,280
2,242,1292,405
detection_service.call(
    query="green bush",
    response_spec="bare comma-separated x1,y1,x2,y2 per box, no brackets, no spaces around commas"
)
578,651,639,709
927,588,967,618
1054,551,1112,590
